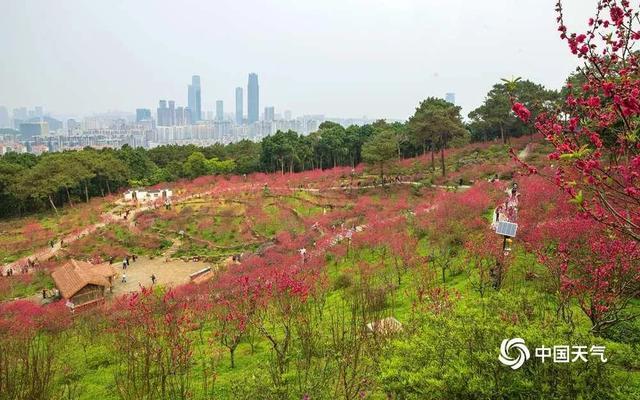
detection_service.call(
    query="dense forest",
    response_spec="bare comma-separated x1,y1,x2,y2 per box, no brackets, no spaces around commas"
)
0,79,558,218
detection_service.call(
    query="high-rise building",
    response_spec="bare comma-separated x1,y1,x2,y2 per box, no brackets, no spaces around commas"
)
157,100,169,126
168,100,176,126
216,100,224,121
0,106,9,128
19,121,48,139
184,107,193,125
235,87,243,125
445,92,456,105
175,107,186,126
284,110,292,121
247,73,259,123
264,106,275,122
188,75,202,122
136,108,152,122
67,119,80,132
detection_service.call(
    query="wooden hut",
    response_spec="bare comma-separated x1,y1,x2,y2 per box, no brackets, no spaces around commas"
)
51,260,116,310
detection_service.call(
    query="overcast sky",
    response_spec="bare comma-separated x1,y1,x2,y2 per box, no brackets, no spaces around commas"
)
1,0,594,120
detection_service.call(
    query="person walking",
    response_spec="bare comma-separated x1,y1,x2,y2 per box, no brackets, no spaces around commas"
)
151,274,156,285
122,259,127,270
121,273,127,283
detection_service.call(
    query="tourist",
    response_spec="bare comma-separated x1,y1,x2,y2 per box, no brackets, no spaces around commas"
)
42,289,47,299
121,273,127,283
151,274,156,285
122,259,127,270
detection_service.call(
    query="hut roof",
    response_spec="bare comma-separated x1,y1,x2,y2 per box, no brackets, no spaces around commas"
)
51,260,111,299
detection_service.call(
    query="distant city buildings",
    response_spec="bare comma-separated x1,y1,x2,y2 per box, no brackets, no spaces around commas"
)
216,100,224,121
445,92,456,105
1,72,382,155
188,75,202,122
235,87,243,125
247,73,259,124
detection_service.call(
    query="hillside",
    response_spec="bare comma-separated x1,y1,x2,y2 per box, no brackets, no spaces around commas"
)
1,136,639,400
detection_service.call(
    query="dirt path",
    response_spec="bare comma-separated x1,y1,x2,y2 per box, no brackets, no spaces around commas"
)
109,256,210,296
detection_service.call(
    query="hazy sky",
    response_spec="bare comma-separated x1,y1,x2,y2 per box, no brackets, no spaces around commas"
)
1,0,594,120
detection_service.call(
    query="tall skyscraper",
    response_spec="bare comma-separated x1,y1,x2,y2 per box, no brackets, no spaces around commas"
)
216,100,224,121
247,73,259,123
445,92,456,105
235,87,243,125
188,75,202,122
264,106,275,122
284,110,292,121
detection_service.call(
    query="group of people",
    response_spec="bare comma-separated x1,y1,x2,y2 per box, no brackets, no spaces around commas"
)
3,258,40,277
118,255,137,283
108,254,157,286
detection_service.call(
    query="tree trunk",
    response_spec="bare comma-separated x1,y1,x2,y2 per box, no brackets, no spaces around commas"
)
230,347,236,368
65,186,74,207
430,143,435,172
48,195,59,215
106,179,111,195
440,144,446,177
500,124,505,144
84,182,89,203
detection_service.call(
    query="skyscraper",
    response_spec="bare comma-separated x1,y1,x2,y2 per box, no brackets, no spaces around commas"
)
216,100,224,121
168,100,176,126
284,110,292,121
445,92,456,105
264,106,275,122
235,87,243,125
157,100,169,126
175,107,186,125
188,75,202,122
247,73,259,124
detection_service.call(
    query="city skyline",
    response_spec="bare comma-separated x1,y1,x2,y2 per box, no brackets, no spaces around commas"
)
1,0,593,120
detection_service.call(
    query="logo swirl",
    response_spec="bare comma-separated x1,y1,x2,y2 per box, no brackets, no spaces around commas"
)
499,338,530,370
